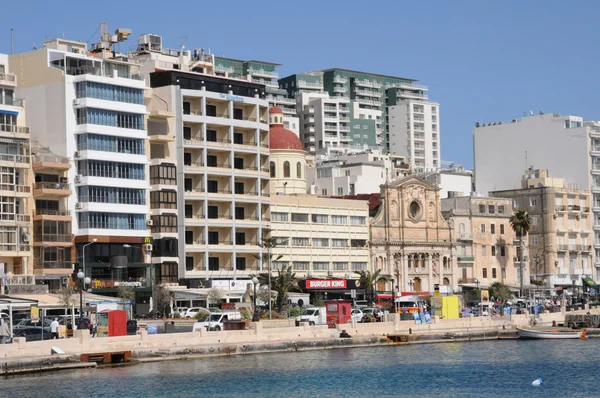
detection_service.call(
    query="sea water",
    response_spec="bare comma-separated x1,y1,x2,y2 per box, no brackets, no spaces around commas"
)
1,339,596,397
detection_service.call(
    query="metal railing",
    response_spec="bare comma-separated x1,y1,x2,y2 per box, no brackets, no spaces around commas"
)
457,256,475,262
33,234,71,243
333,77,348,84
5,274,35,285
77,196,145,205
32,154,69,164
34,182,70,190
0,97,24,107
354,79,382,88
65,65,144,81
214,65,235,74
0,123,29,135
0,184,30,193
0,214,30,222
0,154,30,164
34,262,72,270
0,73,17,85
0,244,30,253
184,162,205,168
249,69,279,78
34,209,71,216
297,80,323,89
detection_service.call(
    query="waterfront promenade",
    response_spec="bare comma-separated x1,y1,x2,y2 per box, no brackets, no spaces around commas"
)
1,307,596,372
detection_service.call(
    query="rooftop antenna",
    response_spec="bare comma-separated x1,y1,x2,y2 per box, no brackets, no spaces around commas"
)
525,150,528,170
11,28,14,55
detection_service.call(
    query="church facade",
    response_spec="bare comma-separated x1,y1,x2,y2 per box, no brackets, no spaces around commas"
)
370,176,457,293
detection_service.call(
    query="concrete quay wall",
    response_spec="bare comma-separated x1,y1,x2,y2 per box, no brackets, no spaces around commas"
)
0,308,596,362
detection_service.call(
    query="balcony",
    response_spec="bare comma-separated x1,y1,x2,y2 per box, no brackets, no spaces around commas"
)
0,244,31,254
297,80,323,90
513,256,529,262
354,79,382,88
0,72,17,87
33,182,72,197
555,205,567,212
0,96,24,107
339,107,350,113
333,76,348,84
266,86,288,95
281,107,296,115
0,184,31,196
458,278,478,284
0,123,30,139
333,86,347,93
32,154,71,170
457,233,473,240
355,98,382,107
33,262,72,272
249,69,279,78
251,78,277,87
457,256,475,262
266,95,295,105
33,209,71,220
64,65,144,82
214,65,235,74
354,88,379,97
0,153,30,167
398,91,429,100
0,213,30,226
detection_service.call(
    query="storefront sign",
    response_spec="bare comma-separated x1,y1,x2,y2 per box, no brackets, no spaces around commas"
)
219,93,245,103
306,280,347,289
114,281,142,288
30,305,40,323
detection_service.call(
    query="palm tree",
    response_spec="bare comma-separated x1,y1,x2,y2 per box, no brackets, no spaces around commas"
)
257,265,299,313
510,210,532,297
354,269,389,306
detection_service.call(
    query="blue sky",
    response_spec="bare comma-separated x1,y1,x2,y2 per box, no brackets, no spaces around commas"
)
3,0,599,168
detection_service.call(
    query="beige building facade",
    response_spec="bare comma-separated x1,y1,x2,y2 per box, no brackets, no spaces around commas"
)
370,176,456,293
492,169,594,291
441,195,524,289
270,195,370,279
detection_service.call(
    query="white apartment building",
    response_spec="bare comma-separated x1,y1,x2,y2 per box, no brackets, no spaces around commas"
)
417,167,473,199
388,88,440,171
296,91,354,156
0,54,33,282
306,151,410,196
11,36,154,299
144,72,271,285
473,113,600,275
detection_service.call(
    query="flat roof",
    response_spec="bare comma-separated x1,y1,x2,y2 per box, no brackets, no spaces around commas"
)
319,67,417,82
214,56,281,67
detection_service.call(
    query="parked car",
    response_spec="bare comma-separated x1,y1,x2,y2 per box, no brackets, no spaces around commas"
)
351,309,364,323
13,318,53,330
173,307,189,317
11,327,52,342
184,307,210,319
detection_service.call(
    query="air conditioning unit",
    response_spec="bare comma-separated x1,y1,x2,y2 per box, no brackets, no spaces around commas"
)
61,276,70,285
73,99,81,106
60,177,68,183
145,244,153,251
75,202,83,209
22,233,30,243
327,270,333,277
74,151,80,158
75,175,82,183
146,220,154,226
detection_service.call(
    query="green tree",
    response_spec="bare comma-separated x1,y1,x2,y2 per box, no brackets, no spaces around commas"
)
207,287,224,308
257,265,299,313
253,228,285,316
489,282,513,302
510,210,532,296
154,284,173,318
117,285,136,302
354,270,389,306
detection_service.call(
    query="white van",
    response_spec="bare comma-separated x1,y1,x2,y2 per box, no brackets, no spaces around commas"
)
295,307,327,326
193,311,242,331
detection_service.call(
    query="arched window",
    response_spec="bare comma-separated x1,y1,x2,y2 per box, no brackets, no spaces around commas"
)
270,161,276,178
283,161,290,178
296,161,302,178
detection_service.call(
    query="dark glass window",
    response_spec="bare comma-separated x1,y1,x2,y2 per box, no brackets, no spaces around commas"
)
208,257,219,271
208,231,219,245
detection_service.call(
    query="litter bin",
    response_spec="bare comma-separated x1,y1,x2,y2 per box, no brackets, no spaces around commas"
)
223,320,246,331
165,321,176,334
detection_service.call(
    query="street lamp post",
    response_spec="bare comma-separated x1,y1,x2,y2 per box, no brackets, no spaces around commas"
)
76,270,91,329
475,278,482,317
123,244,144,317
252,276,259,322
82,238,97,278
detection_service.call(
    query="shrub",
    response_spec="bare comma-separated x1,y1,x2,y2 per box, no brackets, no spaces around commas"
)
288,307,302,318
260,310,283,320
194,310,210,321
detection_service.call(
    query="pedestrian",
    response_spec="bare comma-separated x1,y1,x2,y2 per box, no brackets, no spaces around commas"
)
0,320,10,344
50,317,59,339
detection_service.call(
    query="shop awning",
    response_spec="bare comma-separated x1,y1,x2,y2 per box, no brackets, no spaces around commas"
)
0,109,19,115
582,277,598,288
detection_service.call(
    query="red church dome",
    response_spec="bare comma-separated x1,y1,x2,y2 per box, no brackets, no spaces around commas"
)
269,107,303,151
